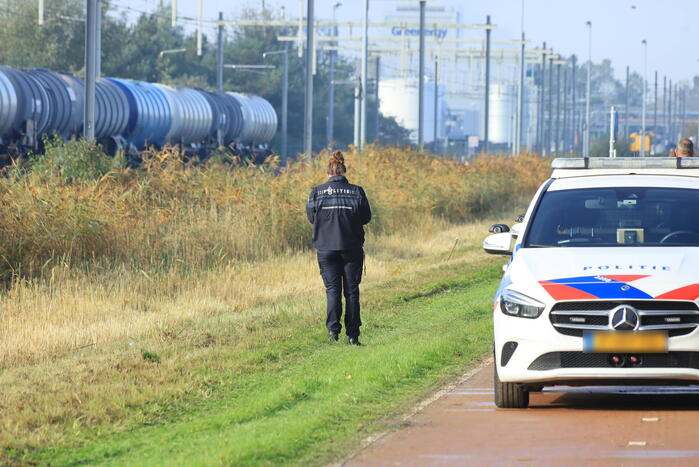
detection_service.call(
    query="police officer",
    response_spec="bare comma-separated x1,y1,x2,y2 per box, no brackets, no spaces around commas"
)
306,151,372,345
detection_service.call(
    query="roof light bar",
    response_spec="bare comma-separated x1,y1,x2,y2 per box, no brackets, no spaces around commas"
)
551,157,699,170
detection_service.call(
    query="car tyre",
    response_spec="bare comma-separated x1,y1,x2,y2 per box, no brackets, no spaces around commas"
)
494,362,529,408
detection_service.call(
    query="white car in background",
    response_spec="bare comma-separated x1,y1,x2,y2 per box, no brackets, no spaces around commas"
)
484,157,699,408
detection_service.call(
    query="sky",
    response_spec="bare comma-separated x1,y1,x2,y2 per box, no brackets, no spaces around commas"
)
116,0,697,83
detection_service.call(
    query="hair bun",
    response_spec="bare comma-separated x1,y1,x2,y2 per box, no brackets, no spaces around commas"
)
332,150,344,163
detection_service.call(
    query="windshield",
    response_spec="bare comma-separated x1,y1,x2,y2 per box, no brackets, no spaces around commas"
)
525,187,699,247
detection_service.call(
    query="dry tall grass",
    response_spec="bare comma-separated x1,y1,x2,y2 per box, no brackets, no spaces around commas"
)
0,146,549,368
0,146,549,280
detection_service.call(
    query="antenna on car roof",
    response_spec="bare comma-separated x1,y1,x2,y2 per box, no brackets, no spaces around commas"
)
609,106,618,159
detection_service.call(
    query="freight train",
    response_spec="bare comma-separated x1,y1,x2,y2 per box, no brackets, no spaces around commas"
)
0,66,277,161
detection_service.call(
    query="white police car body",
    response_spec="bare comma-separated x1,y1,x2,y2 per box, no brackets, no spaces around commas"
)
485,157,699,408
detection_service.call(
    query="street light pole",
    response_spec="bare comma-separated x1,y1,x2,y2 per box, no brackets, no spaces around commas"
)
327,3,341,147
514,0,525,156
84,0,97,141
654,70,658,131
418,0,426,149
354,77,362,147
374,55,380,141
571,54,577,152
641,39,647,157
484,14,491,153
584,20,591,157
545,54,553,156
433,57,439,151
360,0,369,150
303,0,315,155
515,31,525,155
216,12,225,148
537,42,546,153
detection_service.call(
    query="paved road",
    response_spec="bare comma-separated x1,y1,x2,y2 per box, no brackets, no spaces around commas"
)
345,361,699,466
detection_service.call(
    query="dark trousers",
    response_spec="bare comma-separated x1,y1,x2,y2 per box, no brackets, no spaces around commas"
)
317,248,364,338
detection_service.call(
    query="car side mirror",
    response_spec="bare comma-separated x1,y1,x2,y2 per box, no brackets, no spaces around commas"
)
489,223,510,234
483,232,513,255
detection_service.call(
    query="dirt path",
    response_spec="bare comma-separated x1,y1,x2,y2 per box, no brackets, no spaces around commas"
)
344,362,699,466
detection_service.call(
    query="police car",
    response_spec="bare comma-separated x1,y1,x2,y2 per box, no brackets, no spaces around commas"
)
484,157,699,408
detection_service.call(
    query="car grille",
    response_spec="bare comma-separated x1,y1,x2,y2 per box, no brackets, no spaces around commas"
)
529,351,699,371
549,300,699,337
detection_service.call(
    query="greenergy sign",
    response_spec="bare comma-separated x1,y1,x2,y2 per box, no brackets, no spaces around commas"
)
391,26,448,39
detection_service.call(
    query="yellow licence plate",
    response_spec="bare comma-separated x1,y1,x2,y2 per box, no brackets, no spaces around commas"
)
583,331,668,353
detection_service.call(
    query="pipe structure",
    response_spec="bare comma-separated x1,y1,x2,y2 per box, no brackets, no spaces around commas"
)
359,0,369,149
303,0,314,155
418,0,426,148
483,15,491,153
84,0,98,141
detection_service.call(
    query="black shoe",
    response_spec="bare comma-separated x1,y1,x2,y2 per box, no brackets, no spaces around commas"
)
348,337,362,346
328,331,339,342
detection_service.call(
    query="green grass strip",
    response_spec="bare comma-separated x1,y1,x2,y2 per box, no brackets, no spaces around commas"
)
32,264,500,466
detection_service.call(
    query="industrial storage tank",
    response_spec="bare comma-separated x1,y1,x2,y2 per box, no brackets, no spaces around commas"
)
227,92,277,146
109,78,172,148
378,77,443,144
486,82,516,145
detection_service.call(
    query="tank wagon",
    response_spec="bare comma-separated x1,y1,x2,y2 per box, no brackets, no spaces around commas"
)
0,66,277,159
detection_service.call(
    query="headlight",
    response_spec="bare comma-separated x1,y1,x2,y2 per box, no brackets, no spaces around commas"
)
500,290,545,319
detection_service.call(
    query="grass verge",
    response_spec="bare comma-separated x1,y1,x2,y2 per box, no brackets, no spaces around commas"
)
9,259,500,466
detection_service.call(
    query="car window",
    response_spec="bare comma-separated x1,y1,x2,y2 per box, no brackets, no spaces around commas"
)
525,187,699,247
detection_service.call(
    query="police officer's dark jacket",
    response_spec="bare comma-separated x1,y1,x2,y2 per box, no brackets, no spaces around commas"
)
306,175,371,250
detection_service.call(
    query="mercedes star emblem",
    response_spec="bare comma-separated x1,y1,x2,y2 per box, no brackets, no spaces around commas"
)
610,305,640,331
